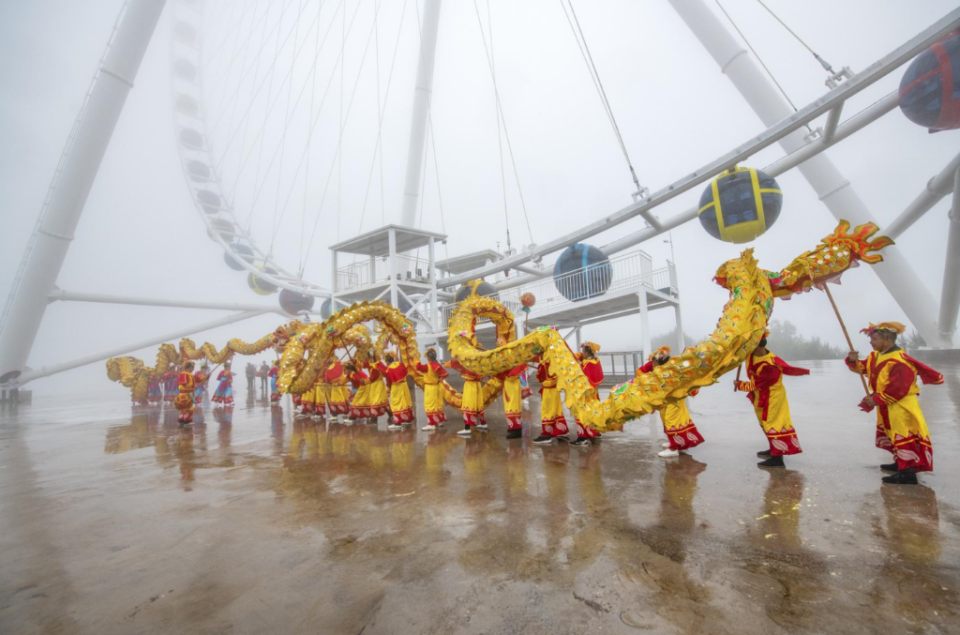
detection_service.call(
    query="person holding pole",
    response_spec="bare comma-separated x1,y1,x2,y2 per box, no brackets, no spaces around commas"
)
845,322,943,485
735,334,809,468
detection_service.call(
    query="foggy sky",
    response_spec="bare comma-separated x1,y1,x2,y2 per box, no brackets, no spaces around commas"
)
1,0,958,396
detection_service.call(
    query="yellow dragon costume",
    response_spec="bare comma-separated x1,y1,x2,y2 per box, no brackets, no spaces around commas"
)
110,222,892,437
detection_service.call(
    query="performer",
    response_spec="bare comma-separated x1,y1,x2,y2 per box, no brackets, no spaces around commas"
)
346,359,388,423
532,356,569,444
416,348,449,431
193,363,211,404
147,374,162,405
572,342,604,447
324,359,351,421
211,362,236,406
499,363,526,439
377,353,414,429
735,336,809,468
362,350,389,424
298,374,317,417
846,322,943,485
174,361,199,425
445,358,487,436
269,361,281,403
637,346,705,458
163,365,178,403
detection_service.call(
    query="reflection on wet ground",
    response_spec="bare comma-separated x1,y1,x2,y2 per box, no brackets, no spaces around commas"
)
1,361,959,634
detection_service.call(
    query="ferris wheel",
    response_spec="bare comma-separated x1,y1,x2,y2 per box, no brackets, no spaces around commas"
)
167,0,463,316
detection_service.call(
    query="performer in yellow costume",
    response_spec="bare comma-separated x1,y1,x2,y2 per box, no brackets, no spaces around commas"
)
636,346,706,458
499,363,526,440
735,336,809,468
377,352,414,429
362,351,389,423
415,348,449,431
174,361,200,426
571,342,604,447
533,356,569,444
846,322,943,485
324,360,350,421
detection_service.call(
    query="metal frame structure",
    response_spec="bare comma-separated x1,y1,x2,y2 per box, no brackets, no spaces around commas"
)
436,5,960,351
1,0,958,389
330,224,446,345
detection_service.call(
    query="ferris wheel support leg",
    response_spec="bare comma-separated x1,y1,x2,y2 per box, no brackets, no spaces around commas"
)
399,0,443,228
0,0,168,378
937,168,960,340
666,0,954,348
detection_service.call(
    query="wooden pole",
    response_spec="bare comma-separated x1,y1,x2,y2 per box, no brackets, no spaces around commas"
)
734,364,741,392
823,285,871,397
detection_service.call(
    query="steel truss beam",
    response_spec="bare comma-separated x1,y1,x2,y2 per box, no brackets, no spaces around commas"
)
20,310,268,384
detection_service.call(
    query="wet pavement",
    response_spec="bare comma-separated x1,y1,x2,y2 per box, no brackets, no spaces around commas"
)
1,360,959,634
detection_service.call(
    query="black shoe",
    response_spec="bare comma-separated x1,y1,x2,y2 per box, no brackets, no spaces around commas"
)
758,455,785,468
757,449,771,458
882,468,918,485
532,434,554,445
571,437,590,447
880,462,899,472
506,429,522,440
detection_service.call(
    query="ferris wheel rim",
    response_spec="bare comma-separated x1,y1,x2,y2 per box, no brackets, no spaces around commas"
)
169,0,332,300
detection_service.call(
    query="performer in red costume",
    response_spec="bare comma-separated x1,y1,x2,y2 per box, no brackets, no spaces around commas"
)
735,336,809,468
533,356,569,444
571,342,604,447
211,362,236,406
377,353,414,429
163,364,178,403
268,361,281,403
174,361,199,425
846,322,943,485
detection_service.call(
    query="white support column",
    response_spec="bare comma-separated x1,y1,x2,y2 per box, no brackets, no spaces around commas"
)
938,167,960,339
673,302,685,352
388,229,399,307
885,150,960,239
0,0,167,377
428,236,438,331
399,0,443,227
575,326,582,349
19,310,267,384
331,249,338,313
667,0,951,348
638,292,651,359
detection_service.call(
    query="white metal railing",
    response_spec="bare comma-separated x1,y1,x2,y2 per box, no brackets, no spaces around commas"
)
598,351,646,378
337,254,432,290
434,250,678,331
